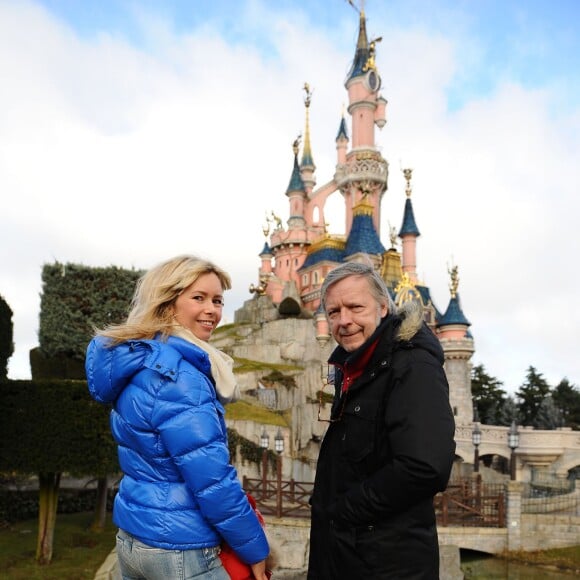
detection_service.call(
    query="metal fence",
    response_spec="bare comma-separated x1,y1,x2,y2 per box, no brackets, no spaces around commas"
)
244,475,509,526
434,477,506,528
522,475,579,515
243,476,313,518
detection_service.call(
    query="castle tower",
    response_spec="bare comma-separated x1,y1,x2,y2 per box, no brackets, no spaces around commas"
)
286,138,307,230
437,265,475,424
336,8,388,235
399,168,421,284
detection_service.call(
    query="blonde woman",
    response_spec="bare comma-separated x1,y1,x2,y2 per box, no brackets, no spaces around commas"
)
86,255,270,580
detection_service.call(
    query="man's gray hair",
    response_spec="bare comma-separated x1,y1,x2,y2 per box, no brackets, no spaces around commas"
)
320,262,396,314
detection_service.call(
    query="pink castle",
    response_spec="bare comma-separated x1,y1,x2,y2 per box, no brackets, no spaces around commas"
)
244,8,475,424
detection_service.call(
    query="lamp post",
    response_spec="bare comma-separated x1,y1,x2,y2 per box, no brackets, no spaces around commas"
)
508,420,520,481
274,428,284,518
260,429,269,500
472,422,482,474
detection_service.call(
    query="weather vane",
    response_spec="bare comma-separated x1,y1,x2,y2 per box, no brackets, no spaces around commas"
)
447,262,459,298
292,133,302,155
346,0,362,13
303,82,312,108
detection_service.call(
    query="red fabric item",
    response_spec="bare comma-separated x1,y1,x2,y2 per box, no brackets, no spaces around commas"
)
340,337,379,393
219,493,272,579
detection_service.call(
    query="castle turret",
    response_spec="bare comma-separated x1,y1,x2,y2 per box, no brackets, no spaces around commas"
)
437,265,474,425
314,303,330,346
259,240,273,277
399,168,421,284
286,138,307,230
335,8,389,236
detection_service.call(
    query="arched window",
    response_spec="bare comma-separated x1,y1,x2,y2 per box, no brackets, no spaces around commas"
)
312,206,320,224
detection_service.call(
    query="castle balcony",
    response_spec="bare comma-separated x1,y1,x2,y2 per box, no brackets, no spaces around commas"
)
334,149,388,190
269,229,310,251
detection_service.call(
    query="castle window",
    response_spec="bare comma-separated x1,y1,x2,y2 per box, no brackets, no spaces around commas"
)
313,271,319,284
303,274,309,286
313,206,320,223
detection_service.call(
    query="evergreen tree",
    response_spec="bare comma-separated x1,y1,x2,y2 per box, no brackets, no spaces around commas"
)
471,364,506,425
515,366,550,426
552,378,580,430
0,294,14,381
533,396,563,430
498,396,520,426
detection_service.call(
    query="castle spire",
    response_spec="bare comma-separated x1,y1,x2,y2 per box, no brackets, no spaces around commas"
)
336,114,348,141
286,136,305,195
346,6,370,82
301,83,315,169
398,168,421,237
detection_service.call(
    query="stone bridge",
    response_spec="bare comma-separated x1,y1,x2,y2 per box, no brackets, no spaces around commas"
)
454,423,580,481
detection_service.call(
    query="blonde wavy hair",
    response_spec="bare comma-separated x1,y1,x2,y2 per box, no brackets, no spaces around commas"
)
97,255,231,344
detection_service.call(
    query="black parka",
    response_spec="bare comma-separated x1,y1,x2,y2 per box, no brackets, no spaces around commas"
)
308,308,456,579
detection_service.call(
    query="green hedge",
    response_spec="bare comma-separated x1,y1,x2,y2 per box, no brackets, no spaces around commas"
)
0,380,118,476
37,262,142,365
0,294,14,381
0,487,117,523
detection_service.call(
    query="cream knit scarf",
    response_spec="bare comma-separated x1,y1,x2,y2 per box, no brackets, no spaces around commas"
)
171,326,239,404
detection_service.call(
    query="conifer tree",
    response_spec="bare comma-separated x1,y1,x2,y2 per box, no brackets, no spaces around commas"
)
533,396,563,430
552,378,580,430
498,396,520,426
471,364,506,425
515,366,550,426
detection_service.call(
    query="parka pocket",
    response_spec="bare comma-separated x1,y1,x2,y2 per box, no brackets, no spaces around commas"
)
340,399,379,462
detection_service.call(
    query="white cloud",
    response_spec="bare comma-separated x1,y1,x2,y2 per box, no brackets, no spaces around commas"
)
1,1,578,395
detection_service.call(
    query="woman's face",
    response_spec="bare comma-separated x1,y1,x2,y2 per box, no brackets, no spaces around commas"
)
173,272,224,341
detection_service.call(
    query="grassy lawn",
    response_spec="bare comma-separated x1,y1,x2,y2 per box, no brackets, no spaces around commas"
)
0,512,116,579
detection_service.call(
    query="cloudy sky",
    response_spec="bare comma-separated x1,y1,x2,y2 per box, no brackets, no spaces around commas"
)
1,0,578,394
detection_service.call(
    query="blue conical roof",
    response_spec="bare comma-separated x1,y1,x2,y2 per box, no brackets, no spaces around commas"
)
438,294,471,327
259,242,272,256
345,205,386,257
336,115,349,141
399,198,420,236
286,153,305,194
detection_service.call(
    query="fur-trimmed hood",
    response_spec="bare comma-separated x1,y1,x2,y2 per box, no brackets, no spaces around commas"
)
394,299,444,365
395,299,425,342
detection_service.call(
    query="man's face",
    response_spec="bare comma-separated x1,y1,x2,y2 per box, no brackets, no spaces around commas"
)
325,275,388,352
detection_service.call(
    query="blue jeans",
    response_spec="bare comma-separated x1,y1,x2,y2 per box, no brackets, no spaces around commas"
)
116,529,230,580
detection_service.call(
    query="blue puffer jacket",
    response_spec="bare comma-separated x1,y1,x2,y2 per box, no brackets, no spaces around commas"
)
85,335,269,564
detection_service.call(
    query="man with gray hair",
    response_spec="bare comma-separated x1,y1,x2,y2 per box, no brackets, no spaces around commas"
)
308,262,456,579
